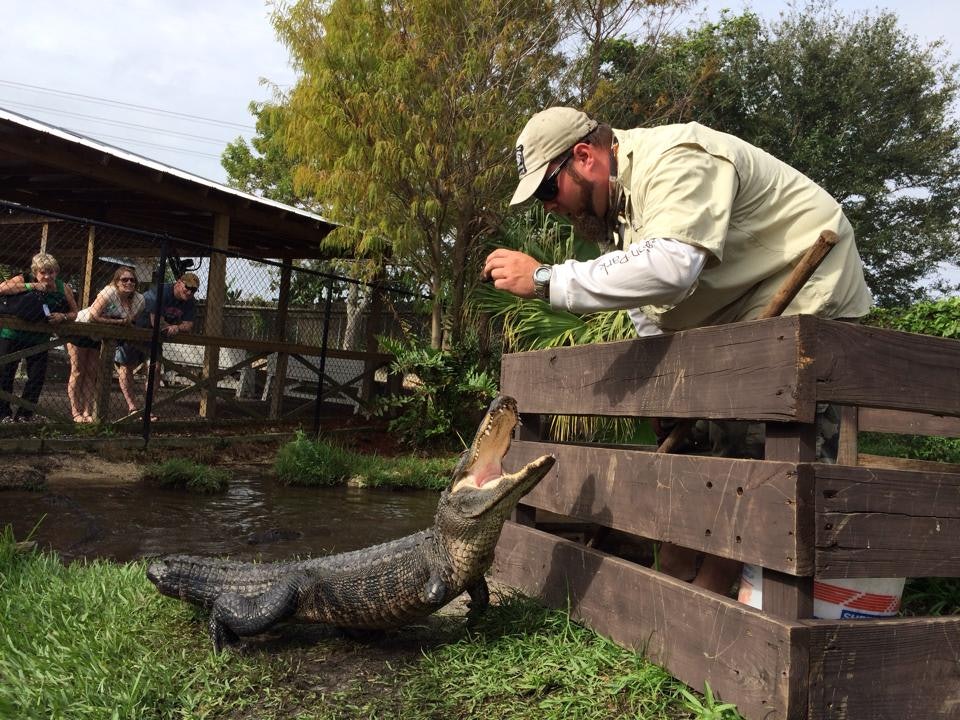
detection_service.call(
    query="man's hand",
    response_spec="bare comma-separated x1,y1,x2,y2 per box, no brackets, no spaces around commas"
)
482,249,542,299
163,324,179,337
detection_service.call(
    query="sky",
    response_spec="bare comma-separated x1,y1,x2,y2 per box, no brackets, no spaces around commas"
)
0,0,295,182
1,0,956,184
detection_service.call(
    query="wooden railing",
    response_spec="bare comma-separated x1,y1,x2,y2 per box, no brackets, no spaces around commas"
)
0,317,393,424
491,315,960,719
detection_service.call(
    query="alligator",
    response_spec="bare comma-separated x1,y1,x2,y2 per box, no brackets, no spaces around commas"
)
147,395,555,651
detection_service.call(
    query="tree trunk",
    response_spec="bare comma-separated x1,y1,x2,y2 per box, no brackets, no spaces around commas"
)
343,281,371,351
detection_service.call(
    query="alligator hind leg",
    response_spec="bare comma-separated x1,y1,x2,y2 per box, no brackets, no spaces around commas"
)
208,577,303,652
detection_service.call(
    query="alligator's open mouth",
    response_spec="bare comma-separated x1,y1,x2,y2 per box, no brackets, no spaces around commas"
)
450,396,519,493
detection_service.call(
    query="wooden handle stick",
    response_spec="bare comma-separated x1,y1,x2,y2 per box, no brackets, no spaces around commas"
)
656,229,840,454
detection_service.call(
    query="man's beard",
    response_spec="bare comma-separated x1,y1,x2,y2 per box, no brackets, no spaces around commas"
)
567,167,616,247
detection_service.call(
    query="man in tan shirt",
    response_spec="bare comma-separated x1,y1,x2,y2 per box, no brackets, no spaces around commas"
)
483,107,873,593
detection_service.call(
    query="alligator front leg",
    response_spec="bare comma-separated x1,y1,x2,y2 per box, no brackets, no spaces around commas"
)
208,576,303,652
466,577,490,614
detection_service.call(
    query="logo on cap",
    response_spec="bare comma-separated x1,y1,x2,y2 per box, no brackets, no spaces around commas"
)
515,145,527,177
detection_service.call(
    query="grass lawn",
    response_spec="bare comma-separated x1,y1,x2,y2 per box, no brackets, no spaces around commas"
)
0,526,739,720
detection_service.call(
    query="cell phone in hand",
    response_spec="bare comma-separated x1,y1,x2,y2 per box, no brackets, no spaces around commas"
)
42,304,51,318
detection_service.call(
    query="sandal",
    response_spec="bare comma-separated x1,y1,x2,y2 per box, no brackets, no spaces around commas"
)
126,407,159,422
127,408,160,422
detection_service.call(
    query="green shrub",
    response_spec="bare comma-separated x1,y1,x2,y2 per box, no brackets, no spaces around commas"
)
859,432,960,465
863,298,960,463
275,433,455,491
274,430,357,486
359,454,457,491
374,334,498,451
140,458,228,493
902,577,960,616
865,297,960,338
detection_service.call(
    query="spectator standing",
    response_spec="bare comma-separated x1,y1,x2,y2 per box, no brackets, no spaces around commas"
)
0,252,78,422
115,272,199,417
69,266,146,422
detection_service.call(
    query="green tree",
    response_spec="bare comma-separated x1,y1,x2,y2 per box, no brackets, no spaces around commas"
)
269,0,563,348
222,100,303,206
562,0,695,107
226,1,692,349
596,2,960,306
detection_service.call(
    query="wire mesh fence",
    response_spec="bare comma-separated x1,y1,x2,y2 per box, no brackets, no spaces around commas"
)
0,200,425,442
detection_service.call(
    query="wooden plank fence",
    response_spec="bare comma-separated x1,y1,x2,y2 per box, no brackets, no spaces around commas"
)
491,315,960,719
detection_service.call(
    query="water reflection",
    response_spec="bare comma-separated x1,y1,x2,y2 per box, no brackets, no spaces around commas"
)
0,467,441,564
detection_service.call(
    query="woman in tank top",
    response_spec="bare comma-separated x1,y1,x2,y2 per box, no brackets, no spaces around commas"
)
69,266,145,422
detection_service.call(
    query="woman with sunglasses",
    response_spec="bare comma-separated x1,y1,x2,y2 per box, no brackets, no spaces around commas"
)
69,266,145,422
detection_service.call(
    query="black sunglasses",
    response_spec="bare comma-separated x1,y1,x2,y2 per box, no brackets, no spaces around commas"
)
533,153,572,202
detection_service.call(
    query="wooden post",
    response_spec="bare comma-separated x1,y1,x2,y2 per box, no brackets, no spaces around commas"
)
40,223,48,253
82,226,95,307
837,406,859,466
92,340,115,422
200,214,228,418
269,259,292,420
761,422,816,619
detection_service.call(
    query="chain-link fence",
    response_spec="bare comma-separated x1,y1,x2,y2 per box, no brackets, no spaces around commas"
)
0,200,426,443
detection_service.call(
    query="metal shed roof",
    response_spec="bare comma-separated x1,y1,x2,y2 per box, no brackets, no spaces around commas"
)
0,107,339,259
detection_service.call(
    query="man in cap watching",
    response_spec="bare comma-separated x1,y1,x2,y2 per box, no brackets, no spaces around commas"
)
483,107,873,595
115,272,201,417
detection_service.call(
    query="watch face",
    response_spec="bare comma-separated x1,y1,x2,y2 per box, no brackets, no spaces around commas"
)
534,266,551,283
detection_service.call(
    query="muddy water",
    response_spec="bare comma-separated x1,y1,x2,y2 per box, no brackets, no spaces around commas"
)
0,466,441,564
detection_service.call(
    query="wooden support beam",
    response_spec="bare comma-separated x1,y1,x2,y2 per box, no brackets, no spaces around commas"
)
0,135,335,247
857,407,960,438
812,319,960,418
92,340,115,422
816,463,960,577
493,522,809,720
806,616,960,719
501,316,818,422
837,406,859,466
201,213,227,419
81,225,95,307
269,259,292,420
0,317,390,362
761,422,817,619
505,440,811,573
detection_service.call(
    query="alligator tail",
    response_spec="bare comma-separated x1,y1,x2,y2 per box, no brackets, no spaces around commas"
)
147,554,310,607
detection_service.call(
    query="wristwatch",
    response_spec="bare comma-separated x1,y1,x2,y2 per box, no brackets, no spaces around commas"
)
532,264,552,301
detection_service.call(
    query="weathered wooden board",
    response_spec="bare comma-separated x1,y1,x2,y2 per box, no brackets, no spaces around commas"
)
492,521,810,720
858,407,960,438
810,319,960,418
815,464,960,578
806,616,960,719
505,440,814,574
500,316,817,421
856,454,960,475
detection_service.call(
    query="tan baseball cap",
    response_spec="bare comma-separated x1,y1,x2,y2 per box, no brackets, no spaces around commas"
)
179,272,200,289
510,107,598,205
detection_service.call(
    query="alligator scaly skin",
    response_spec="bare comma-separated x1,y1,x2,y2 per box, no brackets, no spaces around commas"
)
147,396,555,650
